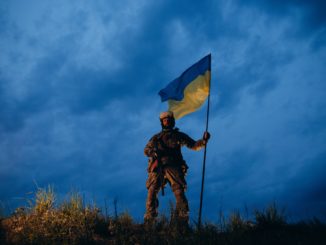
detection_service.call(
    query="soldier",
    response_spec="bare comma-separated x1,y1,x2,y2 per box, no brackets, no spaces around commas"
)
144,111,210,223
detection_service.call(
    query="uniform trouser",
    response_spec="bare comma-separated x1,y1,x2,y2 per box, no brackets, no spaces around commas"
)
144,166,189,221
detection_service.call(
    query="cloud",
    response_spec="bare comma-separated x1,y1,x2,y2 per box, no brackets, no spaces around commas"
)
236,0,326,33
278,151,326,219
0,0,156,131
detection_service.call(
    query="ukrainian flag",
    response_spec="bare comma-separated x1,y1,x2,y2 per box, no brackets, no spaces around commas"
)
159,54,211,119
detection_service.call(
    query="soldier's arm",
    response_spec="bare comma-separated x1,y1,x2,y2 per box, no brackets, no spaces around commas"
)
179,132,206,151
144,136,156,157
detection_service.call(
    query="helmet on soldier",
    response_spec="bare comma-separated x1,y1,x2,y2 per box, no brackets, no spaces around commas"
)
159,111,174,120
160,111,175,129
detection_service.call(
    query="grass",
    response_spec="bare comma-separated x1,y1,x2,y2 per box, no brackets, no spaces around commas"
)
1,187,325,245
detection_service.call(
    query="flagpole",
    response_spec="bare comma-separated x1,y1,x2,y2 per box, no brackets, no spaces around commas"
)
198,77,211,230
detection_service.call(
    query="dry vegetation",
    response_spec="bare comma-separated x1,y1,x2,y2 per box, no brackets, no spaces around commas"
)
1,186,325,245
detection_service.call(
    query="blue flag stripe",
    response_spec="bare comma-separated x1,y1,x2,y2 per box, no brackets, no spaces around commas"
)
159,54,211,102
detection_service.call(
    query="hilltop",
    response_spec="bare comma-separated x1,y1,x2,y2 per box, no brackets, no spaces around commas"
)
1,186,325,245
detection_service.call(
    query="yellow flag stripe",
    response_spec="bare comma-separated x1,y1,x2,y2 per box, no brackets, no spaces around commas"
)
168,70,210,119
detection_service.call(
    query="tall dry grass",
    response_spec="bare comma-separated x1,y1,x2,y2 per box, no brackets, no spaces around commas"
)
1,187,325,245
1,186,104,245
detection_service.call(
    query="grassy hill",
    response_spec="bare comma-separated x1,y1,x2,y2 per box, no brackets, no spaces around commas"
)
1,186,325,245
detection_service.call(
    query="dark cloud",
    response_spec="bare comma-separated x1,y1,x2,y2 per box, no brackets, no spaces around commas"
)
209,148,265,184
309,29,326,52
295,109,326,137
0,84,48,133
237,0,326,33
0,48,68,132
277,152,326,219
216,45,293,114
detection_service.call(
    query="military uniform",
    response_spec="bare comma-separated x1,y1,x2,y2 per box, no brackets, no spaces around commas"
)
144,127,206,222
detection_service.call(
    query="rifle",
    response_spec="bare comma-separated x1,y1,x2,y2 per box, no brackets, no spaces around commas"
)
152,141,165,196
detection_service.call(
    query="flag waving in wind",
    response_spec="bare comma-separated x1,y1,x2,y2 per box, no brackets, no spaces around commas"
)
159,54,211,119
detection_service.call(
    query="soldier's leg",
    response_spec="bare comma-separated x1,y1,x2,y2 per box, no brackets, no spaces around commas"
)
173,188,189,222
144,172,161,222
164,167,189,222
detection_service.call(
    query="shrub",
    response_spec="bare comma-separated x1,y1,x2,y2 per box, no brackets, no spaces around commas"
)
254,202,287,229
228,210,247,232
3,187,103,245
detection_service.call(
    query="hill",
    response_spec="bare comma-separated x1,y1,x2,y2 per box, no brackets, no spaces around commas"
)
1,186,325,244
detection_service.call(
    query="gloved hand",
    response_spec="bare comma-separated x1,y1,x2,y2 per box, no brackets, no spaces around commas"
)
203,131,211,145
203,131,210,141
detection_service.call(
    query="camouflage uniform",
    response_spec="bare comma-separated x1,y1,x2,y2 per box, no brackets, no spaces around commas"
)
144,128,206,222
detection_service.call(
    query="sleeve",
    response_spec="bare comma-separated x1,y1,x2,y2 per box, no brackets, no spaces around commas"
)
179,132,206,151
144,136,156,157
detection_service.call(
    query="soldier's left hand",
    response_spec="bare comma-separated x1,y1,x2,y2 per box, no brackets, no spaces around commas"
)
203,131,211,141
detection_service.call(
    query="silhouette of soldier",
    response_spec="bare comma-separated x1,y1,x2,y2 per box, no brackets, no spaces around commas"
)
144,111,210,223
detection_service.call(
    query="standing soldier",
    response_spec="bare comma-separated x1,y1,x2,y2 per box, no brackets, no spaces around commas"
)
144,111,210,223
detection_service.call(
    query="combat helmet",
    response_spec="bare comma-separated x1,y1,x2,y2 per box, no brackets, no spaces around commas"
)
159,111,175,129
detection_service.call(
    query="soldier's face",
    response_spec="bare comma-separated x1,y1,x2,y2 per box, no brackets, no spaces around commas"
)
162,117,172,127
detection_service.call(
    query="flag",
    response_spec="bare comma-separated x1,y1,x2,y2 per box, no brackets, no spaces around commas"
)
158,54,211,119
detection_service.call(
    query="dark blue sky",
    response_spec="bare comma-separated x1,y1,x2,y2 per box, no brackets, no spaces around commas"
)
1,0,325,222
